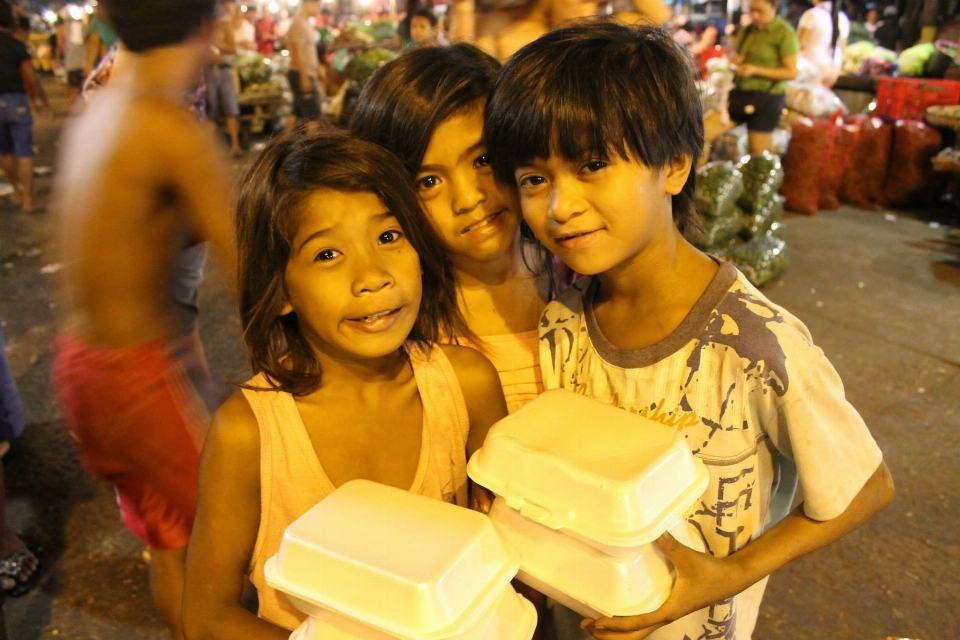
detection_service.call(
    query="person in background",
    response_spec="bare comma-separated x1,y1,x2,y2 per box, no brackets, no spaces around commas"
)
205,0,243,156
13,13,50,116
232,4,256,52
863,3,879,38
49,0,236,636
0,3,38,212
729,0,799,154
285,0,322,132
254,6,276,54
797,0,849,86
485,21,894,640
873,5,901,52
62,8,85,101
408,8,440,49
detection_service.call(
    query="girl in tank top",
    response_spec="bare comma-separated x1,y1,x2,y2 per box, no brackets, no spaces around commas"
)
182,132,507,637
351,44,562,414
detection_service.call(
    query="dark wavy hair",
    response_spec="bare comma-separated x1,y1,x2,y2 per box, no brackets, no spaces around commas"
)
349,43,556,302
101,0,216,52
484,20,704,235
236,130,469,396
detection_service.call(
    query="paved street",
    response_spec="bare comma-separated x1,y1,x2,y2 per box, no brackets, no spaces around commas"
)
1,78,958,640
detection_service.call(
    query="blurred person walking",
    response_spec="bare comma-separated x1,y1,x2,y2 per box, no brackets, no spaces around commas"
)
798,0,849,86
62,8,85,101
49,0,237,637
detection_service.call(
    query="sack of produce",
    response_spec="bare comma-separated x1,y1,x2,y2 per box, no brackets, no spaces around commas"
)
709,126,748,163
780,118,837,216
717,232,789,287
695,162,744,218
741,195,784,240
838,116,893,208
880,121,945,207
819,119,861,210
687,203,744,250
736,152,784,210
785,83,847,119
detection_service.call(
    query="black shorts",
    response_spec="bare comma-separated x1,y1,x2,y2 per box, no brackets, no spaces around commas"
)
67,69,84,89
728,90,785,133
287,70,321,122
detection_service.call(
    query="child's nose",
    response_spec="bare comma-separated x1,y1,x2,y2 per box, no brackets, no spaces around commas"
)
547,180,582,223
352,258,394,296
451,177,486,215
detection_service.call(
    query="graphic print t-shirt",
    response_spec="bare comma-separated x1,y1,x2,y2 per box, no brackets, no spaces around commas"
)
539,262,882,640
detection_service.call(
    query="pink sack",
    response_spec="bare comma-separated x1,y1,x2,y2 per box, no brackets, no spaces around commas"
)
880,120,945,208
838,117,893,208
780,118,837,216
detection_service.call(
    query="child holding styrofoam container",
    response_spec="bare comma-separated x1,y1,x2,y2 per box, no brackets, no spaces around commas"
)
181,132,508,639
483,20,895,640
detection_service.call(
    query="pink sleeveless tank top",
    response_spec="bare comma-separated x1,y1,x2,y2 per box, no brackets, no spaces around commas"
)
459,330,542,414
242,342,471,631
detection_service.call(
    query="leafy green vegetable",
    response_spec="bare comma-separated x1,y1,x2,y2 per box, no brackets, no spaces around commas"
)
897,43,937,77
696,161,744,218
344,47,397,85
736,152,784,211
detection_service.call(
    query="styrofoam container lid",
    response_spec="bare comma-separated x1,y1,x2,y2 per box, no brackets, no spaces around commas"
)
468,389,710,549
298,585,537,640
488,498,704,619
265,480,520,640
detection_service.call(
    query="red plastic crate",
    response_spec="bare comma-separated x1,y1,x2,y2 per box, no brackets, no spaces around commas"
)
873,77,960,120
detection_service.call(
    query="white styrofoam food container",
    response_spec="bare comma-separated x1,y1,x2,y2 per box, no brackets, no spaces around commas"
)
264,479,521,640
298,585,537,640
489,498,704,619
467,389,710,550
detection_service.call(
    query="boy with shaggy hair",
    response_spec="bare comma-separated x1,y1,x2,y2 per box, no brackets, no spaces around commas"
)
50,1,236,637
485,21,893,640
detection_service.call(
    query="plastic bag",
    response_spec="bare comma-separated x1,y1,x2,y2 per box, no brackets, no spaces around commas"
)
819,119,861,210
880,121,944,207
687,204,744,250
785,83,848,119
736,152,784,210
838,116,893,208
695,162,744,218
717,232,789,287
741,195,784,239
770,128,792,156
780,118,837,215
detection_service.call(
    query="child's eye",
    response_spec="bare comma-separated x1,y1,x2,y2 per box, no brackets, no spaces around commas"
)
417,175,440,190
314,248,341,262
379,230,403,244
582,161,607,173
518,175,547,189
474,154,491,169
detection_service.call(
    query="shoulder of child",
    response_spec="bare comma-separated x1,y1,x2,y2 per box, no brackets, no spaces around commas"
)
438,343,502,399
206,391,261,464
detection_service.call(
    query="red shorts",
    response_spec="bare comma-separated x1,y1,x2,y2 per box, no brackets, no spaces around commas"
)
52,331,212,550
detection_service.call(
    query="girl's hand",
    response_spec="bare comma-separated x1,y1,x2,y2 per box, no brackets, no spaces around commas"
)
471,484,495,514
736,64,759,78
581,532,741,640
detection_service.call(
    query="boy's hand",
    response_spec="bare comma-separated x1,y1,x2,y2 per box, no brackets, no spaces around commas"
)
581,532,742,640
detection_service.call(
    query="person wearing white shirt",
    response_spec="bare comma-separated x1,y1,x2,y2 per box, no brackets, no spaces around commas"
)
798,0,849,86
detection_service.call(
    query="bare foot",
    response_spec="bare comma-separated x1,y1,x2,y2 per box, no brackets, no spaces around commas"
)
9,186,22,206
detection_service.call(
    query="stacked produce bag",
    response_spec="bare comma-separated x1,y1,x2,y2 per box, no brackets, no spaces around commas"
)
688,153,789,287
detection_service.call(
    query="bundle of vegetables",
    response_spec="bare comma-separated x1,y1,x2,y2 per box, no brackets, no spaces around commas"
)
843,41,875,75
716,231,789,287
232,54,273,90
740,195,784,240
897,43,937,77
696,162,744,218
709,126,748,163
859,47,898,77
344,47,397,86
687,204,745,250
353,20,398,44
737,152,783,207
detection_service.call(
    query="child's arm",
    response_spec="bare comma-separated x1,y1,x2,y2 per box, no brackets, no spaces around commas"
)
440,344,508,512
583,460,894,640
182,393,292,640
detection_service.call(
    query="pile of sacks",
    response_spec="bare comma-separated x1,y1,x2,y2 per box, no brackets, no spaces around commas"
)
687,152,790,287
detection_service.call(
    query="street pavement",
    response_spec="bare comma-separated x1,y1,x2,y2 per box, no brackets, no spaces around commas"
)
1,78,958,640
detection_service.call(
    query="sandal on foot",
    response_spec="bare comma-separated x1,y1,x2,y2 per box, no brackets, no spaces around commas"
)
0,547,40,597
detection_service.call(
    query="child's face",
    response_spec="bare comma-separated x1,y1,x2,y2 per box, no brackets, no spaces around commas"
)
410,16,436,45
281,190,423,362
416,107,522,269
514,152,688,277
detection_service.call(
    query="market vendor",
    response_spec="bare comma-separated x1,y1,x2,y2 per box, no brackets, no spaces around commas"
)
729,0,798,154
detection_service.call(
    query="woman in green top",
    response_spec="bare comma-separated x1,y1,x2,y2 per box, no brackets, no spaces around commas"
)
729,0,799,153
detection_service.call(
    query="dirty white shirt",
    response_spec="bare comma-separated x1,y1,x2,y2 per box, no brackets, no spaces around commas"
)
540,261,882,640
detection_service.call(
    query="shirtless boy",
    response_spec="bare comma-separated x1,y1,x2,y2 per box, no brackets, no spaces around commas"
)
50,1,235,638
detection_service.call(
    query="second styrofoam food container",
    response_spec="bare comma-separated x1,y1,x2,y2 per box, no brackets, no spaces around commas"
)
467,389,710,552
264,479,523,640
